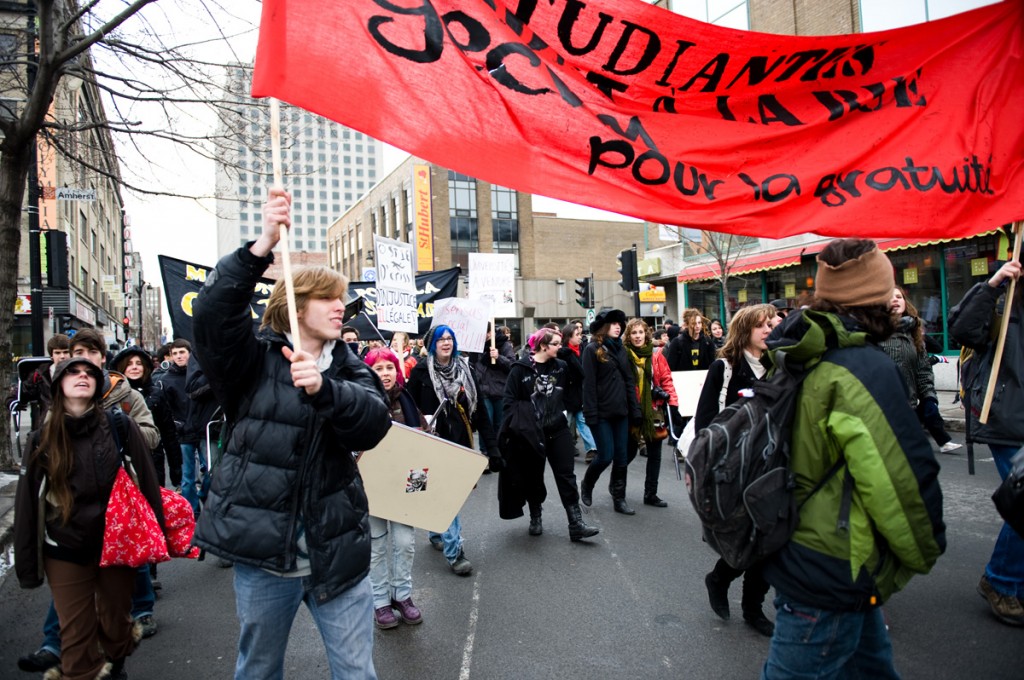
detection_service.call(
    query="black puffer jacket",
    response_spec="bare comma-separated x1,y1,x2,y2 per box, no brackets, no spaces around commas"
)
192,247,391,603
949,281,1024,446
581,338,640,424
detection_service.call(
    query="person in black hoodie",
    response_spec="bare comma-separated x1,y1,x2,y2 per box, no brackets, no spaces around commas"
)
664,308,717,372
498,327,599,541
579,309,641,514
558,322,597,460
472,324,516,456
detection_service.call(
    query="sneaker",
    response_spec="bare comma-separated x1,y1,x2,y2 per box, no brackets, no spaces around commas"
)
136,614,158,639
450,550,473,576
429,535,444,551
374,605,400,629
940,441,963,453
391,597,423,625
978,575,1024,626
17,649,60,673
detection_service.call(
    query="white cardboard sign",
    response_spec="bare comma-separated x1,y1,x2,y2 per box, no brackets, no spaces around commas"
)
468,253,516,317
431,297,491,353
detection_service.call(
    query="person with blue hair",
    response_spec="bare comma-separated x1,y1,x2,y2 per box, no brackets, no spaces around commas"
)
406,326,499,575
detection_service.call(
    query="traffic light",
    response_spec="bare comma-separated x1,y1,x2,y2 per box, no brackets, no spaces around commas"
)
122,316,130,334
617,247,638,292
574,276,593,308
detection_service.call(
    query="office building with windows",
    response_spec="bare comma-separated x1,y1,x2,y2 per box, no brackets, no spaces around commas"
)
214,63,383,258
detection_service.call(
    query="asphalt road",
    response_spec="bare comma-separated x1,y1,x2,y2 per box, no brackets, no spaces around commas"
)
1,439,1022,680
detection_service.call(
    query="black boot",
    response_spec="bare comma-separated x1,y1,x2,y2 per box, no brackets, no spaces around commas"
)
580,464,600,507
705,570,731,620
741,569,774,636
610,466,635,515
528,504,543,536
566,504,599,541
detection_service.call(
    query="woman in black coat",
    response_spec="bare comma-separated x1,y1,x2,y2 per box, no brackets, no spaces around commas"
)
693,303,777,637
558,322,597,459
112,347,182,490
499,327,599,541
406,325,499,577
579,309,641,514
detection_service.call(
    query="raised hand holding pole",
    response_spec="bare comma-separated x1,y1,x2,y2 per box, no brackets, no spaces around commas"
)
980,220,1024,424
270,98,302,351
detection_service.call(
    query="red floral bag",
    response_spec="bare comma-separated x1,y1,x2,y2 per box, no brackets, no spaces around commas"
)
99,464,170,568
160,487,200,559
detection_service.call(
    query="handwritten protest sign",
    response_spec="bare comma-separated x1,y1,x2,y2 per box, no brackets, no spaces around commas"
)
374,236,418,333
469,253,516,317
432,297,492,353
253,0,1023,241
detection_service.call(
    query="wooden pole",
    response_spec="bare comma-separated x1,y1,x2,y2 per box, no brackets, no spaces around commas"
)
490,318,496,364
979,220,1024,424
269,98,302,351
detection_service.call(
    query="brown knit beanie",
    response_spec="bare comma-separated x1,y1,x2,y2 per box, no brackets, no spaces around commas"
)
814,243,894,308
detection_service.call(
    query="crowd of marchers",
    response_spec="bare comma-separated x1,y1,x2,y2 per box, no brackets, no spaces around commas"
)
8,189,1021,680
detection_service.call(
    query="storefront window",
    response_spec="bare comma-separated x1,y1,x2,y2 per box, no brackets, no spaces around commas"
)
726,274,763,317
685,280,722,323
765,262,816,310
887,245,943,347
943,234,1001,349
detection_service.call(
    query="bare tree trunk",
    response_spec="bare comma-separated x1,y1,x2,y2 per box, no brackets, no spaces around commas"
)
0,147,31,469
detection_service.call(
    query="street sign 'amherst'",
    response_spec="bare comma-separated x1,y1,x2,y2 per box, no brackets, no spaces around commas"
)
252,0,1023,241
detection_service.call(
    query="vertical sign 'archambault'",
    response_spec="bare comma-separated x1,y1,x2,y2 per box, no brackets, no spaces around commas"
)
252,0,1023,241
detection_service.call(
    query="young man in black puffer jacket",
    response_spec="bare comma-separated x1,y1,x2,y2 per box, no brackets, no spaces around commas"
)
192,188,391,679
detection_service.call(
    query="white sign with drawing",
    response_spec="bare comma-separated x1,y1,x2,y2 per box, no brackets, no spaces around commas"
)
468,253,516,317
432,297,492,353
373,236,418,332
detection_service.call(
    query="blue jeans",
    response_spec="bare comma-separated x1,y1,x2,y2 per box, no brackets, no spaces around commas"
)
368,516,415,608
233,564,377,680
39,564,155,657
987,445,1024,597
590,416,629,467
568,410,597,452
180,441,210,514
761,594,899,679
428,514,464,563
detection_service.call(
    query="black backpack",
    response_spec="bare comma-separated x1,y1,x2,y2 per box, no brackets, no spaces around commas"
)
684,352,844,571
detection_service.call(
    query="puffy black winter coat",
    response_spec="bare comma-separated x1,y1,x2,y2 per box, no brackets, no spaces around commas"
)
557,346,586,413
192,247,391,604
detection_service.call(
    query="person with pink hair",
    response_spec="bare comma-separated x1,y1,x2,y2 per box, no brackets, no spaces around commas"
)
363,348,429,630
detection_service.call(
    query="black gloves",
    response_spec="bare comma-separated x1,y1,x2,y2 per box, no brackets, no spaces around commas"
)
488,455,504,472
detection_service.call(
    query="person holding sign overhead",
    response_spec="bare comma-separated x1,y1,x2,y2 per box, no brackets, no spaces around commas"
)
191,188,392,680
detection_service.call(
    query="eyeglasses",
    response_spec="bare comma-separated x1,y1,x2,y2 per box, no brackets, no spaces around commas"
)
436,337,454,344
65,367,96,378
547,341,562,347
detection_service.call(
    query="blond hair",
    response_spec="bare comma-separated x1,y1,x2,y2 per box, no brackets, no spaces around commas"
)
261,266,349,335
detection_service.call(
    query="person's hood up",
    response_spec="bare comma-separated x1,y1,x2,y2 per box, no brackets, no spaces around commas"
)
765,308,868,371
51,357,104,401
111,346,154,387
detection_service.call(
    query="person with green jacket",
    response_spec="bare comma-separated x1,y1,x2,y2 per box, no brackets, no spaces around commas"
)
761,239,945,680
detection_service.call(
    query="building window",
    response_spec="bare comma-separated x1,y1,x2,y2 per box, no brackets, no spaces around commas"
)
448,171,479,270
491,185,520,266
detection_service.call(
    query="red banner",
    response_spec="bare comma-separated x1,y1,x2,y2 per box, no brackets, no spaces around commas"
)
253,0,1024,240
